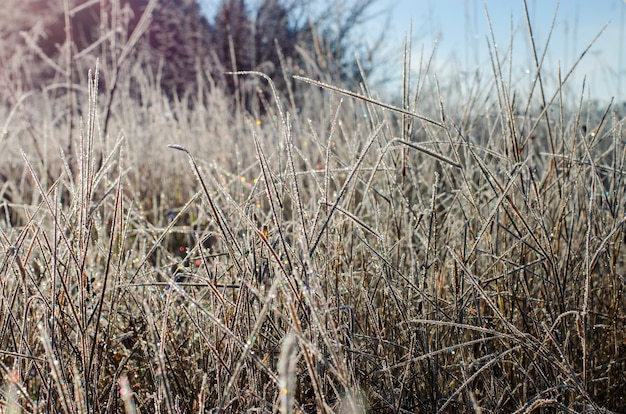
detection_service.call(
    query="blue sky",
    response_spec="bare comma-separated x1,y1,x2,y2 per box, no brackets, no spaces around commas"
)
200,0,626,103
370,0,626,103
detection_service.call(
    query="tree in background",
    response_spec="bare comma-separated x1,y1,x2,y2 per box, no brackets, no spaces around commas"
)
209,0,382,112
143,0,214,99
210,0,298,112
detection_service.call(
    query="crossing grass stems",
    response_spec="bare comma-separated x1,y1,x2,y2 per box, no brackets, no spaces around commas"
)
1,1,626,412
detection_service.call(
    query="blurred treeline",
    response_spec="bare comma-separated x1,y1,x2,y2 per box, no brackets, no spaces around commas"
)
0,0,382,110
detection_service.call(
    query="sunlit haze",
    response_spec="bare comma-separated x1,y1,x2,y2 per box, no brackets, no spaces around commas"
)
361,0,626,104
